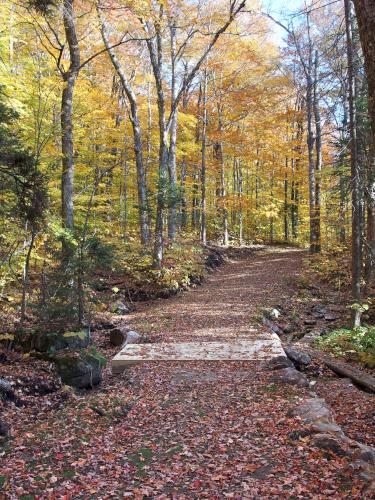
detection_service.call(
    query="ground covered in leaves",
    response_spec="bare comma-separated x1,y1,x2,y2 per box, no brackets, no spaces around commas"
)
1,247,373,497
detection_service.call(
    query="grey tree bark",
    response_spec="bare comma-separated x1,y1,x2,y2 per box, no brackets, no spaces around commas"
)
168,21,178,240
306,18,319,253
352,0,375,286
200,70,208,245
141,1,246,264
345,0,362,325
313,49,322,252
61,0,80,257
98,7,149,244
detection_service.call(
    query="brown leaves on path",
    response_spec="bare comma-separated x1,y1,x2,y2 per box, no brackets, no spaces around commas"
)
0,248,370,498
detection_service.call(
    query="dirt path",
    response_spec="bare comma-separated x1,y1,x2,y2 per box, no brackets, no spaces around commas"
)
127,247,305,343
1,247,369,498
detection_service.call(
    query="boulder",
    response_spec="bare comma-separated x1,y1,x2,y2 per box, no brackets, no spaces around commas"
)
270,367,309,387
310,421,346,439
126,330,141,344
110,328,141,347
352,444,375,467
311,433,347,456
304,319,317,326
109,300,133,315
284,347,312,368
312,305,326,318
262,317,283,336
324,313,339,322
34,328,90,352
290,398,333,424
263,308,281,320
263,356,294,371
282,323,295,334
0,419,9,437
110,327,128,346
92,321,115,331
0,378,13,397
54,351,105,389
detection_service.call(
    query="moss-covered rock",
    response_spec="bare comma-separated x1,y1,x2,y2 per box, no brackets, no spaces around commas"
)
34,328,90,353
54,349,105,388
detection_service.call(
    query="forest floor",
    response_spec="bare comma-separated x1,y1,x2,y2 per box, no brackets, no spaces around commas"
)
1,247,375,498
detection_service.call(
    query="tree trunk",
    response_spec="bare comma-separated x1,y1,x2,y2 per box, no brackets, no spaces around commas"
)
61,0,80,259
352,0,375,286
200,70,208,245
284,162,289,242
306,19,318,253
98,9,149,244
313,49,322,252
352,0,375,148
238,159,243,245
168,22,178,240
20,231,35,327
365,147,375,283
146,22,169,267
345,0,362,324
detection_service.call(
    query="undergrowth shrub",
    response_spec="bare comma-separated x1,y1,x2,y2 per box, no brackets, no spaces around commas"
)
316,325,375,367
309,244,351,290
118,240,205,292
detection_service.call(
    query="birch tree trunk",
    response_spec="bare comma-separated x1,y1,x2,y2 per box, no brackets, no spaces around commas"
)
345,0,362,325
61,0,80,258
313,49,322,252
168,22,178,240
200,70,208,245
146,20,169,266
98,9,149,244
306,19,318,253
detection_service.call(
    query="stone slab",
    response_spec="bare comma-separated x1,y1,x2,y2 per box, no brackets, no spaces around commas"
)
112,334,285,373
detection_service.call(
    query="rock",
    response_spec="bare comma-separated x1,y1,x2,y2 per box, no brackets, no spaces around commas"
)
110,328,141,347
34,328,90,352
93,321,115,330
54,351,104,389
270,308,281,319
205,248,224,271
290,398,333,424
0,378,13,396
324,313,339,321
109,299,135,315
304,318,317,326
282,323,295,334
126,330,141,344
352,444,375,467
312,305,327,318
110,327,128,346
0,378,20,405
310,422,346,439
311,433,347,456
270,367,309,387
284,347,312,367
299,330,322,345
0,419,9,437
263,356,294,371
262,317,283,335
263,308,281,320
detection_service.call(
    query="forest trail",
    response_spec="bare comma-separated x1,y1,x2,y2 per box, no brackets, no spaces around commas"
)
97,247,364,497
2,248,368,497
126,246,305,343
112,247,304,368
